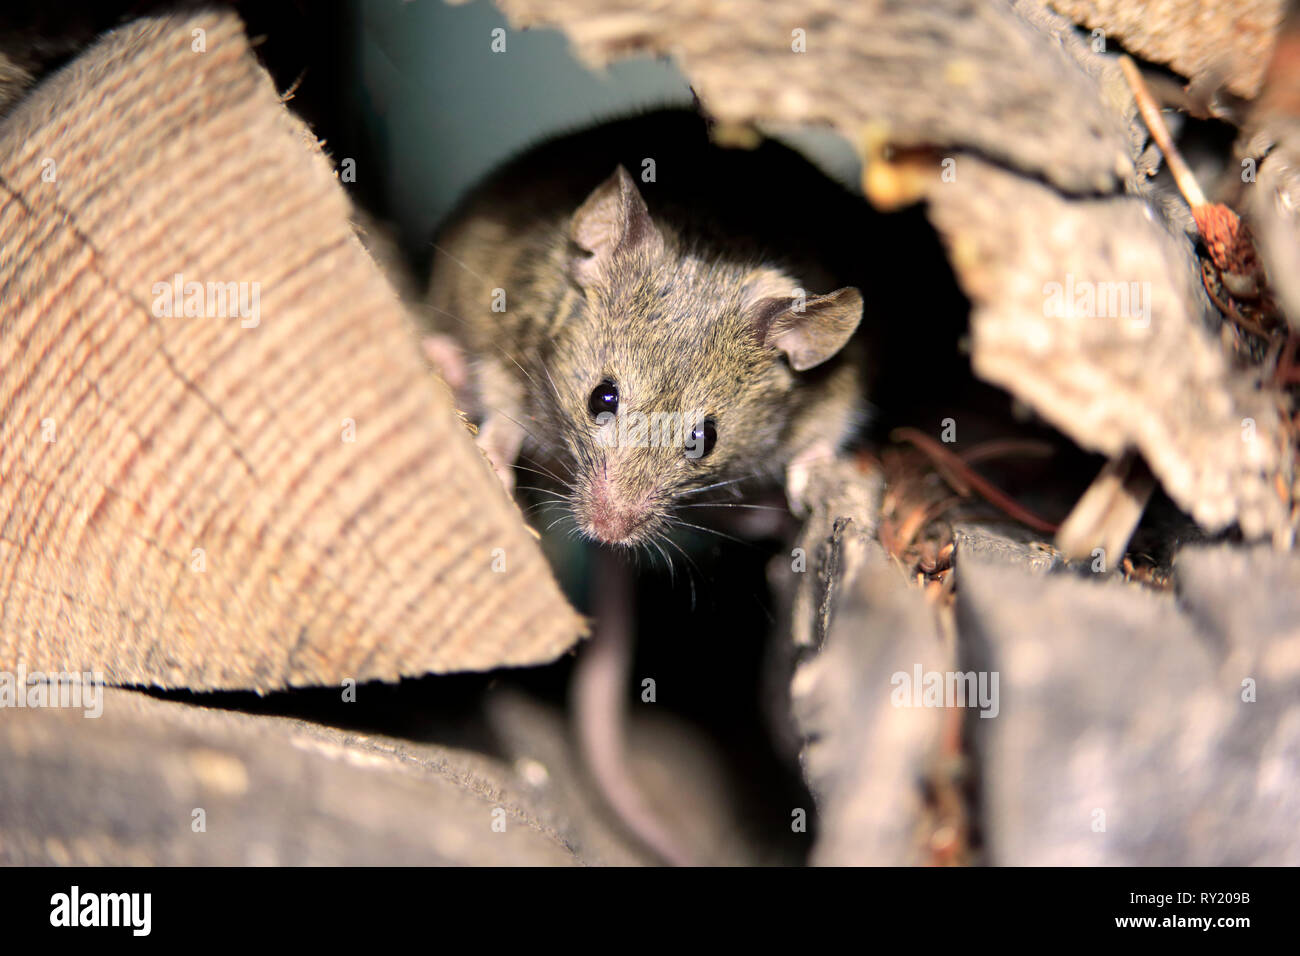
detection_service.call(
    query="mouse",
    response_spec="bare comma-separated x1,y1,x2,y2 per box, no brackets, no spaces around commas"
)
423,109,871,549
422,110,875,864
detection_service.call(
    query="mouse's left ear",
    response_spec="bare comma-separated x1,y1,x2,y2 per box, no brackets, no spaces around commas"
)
748,286,864,371
569,165,665,286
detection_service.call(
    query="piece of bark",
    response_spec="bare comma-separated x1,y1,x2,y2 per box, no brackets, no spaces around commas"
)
774,459,945,865
958,544,1300,865
0,686,643,865
1173,542,1300,651
1054,452,1155,562
491,0,1132,193
1048,0,1285,100
0,11,585,689
953,524,1062,573
1240,1,1300,329
781,457,885,652
789,528,950,866
926,157,1292,541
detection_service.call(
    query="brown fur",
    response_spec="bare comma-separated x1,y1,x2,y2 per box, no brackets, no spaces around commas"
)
427,110,869,547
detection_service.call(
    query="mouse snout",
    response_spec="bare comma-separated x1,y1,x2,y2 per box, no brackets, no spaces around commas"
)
577,474,653,545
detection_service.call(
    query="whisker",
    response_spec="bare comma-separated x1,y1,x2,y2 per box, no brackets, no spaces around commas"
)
429,241,489,283
425,303,475,329
674,502,787,512
498,352,569,426
513,461,572,487
545,512,574,533
658,533,698,609
539,361,566,411
514,482,569,494
675,473,763,498
661,515,749,547
512,494,569,509
647,537,673,584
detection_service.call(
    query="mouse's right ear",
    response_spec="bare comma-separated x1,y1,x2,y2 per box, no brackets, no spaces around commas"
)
569,165,664,286
747,285,864,371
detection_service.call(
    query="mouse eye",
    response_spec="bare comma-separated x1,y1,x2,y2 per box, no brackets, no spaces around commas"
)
587,379,619,420
685,418,717,460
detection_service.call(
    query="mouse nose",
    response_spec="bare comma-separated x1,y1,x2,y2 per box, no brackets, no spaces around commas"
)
580,476,649,545
589,510,643,543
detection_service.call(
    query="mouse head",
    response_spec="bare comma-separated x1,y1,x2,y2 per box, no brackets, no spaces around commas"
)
550,165,863,548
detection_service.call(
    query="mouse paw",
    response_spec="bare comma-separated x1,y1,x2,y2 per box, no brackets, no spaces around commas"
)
476,414,526,499
483,447,517,498
785,467,813,518
422,333,470,395
784,439,838,517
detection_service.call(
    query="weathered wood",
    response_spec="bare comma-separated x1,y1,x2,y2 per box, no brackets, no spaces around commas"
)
0,686,646,865
958,541,1300,865
1049,0,1285,99
926,158,1291,540
0,11,585,690
789,529,952,866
